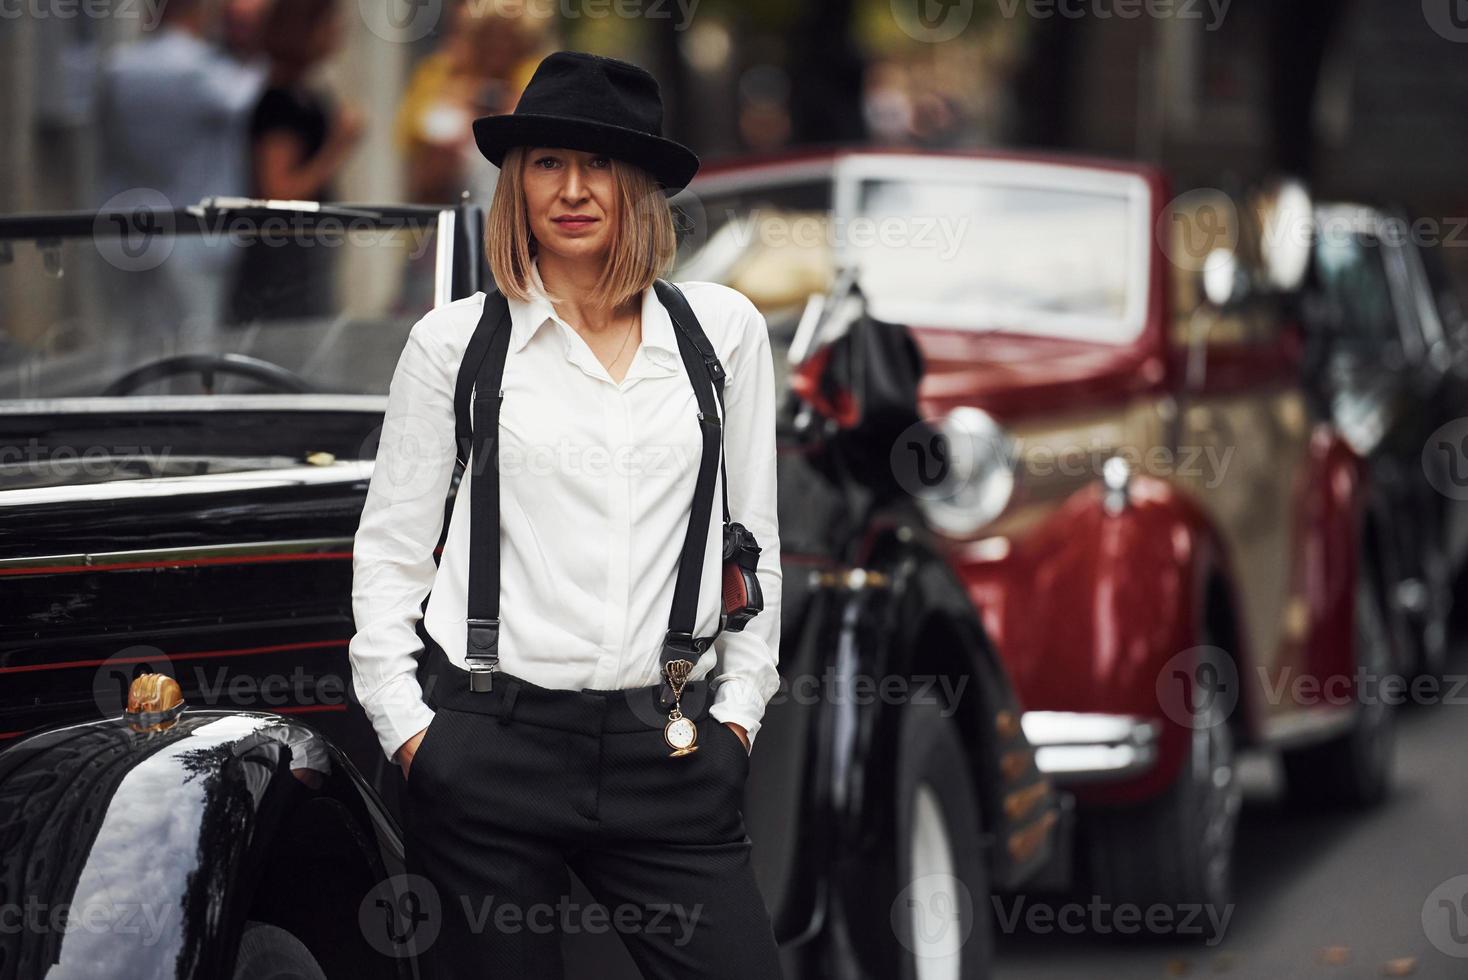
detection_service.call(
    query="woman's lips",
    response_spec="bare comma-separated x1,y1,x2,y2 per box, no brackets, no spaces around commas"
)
553,217,598,230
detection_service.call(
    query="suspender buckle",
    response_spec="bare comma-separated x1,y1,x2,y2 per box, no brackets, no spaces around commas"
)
466,617,500,693
662,629,707,659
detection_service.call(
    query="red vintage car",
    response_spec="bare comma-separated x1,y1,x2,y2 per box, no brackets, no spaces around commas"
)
680,147,1395,921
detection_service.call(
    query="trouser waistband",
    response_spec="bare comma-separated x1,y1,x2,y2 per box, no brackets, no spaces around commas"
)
416,630,717,735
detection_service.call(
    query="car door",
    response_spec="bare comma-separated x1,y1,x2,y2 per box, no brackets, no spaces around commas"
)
1171,253,1316,731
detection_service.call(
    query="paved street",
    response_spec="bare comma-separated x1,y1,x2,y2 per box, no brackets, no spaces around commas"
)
998,653,1468,980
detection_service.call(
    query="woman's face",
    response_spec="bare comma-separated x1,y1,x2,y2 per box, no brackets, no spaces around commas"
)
521,146,618,264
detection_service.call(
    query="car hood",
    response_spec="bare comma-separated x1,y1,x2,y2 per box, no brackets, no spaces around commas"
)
910,327,1168,420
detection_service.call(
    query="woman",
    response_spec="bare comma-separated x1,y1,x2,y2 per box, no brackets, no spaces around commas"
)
348,51,784,979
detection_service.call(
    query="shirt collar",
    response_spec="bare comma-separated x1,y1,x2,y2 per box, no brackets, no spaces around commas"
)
505,257,681,358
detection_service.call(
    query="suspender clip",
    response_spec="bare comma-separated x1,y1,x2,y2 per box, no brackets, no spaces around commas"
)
466,617,501,693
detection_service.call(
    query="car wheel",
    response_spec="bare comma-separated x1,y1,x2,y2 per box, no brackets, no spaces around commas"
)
1084,689,1241,937
1281,559,1397,808
230,920,327,980
893,696,992,980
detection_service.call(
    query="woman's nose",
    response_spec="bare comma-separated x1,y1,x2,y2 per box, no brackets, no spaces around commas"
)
560,162,589,202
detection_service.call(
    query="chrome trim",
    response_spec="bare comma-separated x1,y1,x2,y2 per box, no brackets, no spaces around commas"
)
435,209,456,309
0,460,376,506
0,395,388,414
1021,710,1161,782
0,537,357,570
1101,455,1132,515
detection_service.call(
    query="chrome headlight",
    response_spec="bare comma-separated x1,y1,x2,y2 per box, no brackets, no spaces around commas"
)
911,407,1016,536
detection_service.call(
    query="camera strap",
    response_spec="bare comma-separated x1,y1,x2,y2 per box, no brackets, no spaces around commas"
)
451,280,730,705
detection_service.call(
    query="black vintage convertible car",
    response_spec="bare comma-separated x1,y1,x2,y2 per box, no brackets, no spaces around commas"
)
0,197,1059,979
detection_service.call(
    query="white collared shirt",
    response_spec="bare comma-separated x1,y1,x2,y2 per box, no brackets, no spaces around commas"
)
348,259,782,764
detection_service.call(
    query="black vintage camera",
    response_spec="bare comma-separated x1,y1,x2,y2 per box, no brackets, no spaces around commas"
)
721,521,764,631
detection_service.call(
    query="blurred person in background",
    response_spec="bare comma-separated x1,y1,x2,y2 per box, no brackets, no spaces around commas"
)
95,0,267,365
394,1,543,205
221,0,273,70
863,60,914,146
228,0,361,324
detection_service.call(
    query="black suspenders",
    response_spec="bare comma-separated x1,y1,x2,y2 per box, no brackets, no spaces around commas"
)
451,280,730,707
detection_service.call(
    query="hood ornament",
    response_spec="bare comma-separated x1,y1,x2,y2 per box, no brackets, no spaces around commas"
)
124,673,186,733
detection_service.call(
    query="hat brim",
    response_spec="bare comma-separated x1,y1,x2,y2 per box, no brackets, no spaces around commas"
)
472,114,700,196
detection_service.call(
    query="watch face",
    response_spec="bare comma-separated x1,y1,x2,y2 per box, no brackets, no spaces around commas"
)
665,716,697,750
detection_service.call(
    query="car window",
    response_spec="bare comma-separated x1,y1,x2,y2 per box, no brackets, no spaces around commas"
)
1313,230,1398,345
672,179,835,393
846,176,1148,344
0,211,442,401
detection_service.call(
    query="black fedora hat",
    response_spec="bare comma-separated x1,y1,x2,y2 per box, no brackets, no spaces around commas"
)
472,50,700,196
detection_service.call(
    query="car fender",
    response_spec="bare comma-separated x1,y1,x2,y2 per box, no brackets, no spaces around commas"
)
795,518,1059,974
0,709,409,980
957,474,1250,806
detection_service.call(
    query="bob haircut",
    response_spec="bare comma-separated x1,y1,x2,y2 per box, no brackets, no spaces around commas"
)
484,145,680,312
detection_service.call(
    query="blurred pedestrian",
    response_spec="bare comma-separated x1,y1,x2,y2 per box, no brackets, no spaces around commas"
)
95,0,267,364
394,1,542,205
247,0,360,203
221,0,273,71
229,0,361,324
96,0,266,208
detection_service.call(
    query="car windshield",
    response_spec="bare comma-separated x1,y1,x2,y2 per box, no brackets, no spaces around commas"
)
840,170,1150,344
670,177,835,392
0,206,443,402
1312,229,1399,345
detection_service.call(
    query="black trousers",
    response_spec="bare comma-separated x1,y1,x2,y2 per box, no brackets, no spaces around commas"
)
402,637,783,980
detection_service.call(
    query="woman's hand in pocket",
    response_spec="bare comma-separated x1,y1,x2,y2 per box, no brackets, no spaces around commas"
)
723,721,750,754
397,724,431,780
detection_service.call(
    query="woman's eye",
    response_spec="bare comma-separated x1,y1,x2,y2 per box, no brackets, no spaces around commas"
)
535,156,558,168
592,156,610,167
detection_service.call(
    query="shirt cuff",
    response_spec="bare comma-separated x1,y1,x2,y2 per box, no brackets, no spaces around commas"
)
709,676,771,753
357,672,438,764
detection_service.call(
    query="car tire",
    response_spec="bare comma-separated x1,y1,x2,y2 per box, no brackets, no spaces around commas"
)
1083,688,1240,939
230,920,328,980
1281,560,1396,808
893,696,992,980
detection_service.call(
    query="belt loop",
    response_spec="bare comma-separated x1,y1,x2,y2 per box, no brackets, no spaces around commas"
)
497,681,520,725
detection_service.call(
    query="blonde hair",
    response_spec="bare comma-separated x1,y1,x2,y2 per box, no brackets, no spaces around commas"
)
484,145,680,311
